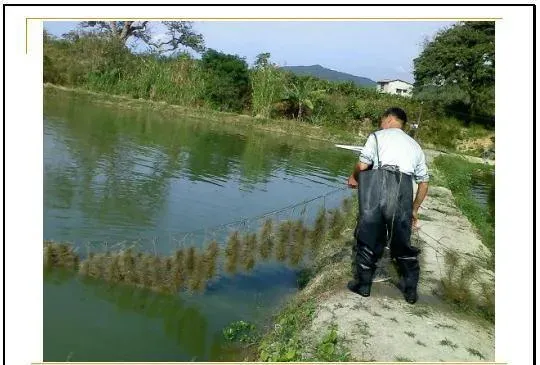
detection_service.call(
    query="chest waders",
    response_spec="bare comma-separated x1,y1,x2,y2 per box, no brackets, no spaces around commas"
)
348,132,420,304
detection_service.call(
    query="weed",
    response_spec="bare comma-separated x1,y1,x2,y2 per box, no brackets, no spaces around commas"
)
395,356,414,362
203,240,219,280
439,338,458,350
276,221,291,262
225,231,241,273
309,207,327,252
290,220,306,266
223,320,258,343
259,219,274,260
407,305,431,318
328,209,345,239
466,347,485,360
313,324,351,361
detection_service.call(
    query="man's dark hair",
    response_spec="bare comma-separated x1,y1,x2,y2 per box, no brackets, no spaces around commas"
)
382,107,408,124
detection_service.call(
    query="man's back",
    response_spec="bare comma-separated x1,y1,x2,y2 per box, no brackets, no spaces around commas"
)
360,128,429,183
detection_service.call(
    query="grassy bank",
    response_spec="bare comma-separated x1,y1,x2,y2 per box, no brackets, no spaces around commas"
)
43,32,494,155
431,155,495,254
45,84,363,145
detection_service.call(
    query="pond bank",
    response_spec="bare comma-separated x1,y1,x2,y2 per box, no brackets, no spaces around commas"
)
44,84,495,160
256,183,495,362
44,83,363,146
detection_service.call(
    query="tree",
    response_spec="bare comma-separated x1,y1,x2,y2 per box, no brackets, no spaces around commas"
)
282,77,326,120
251,52,285,118
200,49,251,112
413,22,494,126
79,21,205,54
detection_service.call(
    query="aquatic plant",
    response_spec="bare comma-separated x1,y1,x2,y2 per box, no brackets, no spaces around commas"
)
225,231,241,274
341,196,353,216
43,241,58,269
105,254,122,283
185,246,196,277
290,220,307,266
78,259,90,277
328,208,345,239
120,248,137,284
137,254,154,288
242,232,257,271
188,253,206,293
309,207,327,252
203,240,220,280
258,218,274,260
44,242,79,270
88,253,105,279
276,221,291,262
149,256,163,289
160,257,177,294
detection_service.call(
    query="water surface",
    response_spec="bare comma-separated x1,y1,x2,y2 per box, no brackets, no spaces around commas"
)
44,89,355,361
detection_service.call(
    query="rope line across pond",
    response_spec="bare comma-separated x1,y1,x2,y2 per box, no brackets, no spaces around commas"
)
170,185,349,238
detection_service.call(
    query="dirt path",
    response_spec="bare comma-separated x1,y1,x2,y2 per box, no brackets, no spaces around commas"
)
294,186,494,362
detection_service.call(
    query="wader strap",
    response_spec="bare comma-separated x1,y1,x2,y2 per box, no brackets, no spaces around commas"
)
372,132,381,169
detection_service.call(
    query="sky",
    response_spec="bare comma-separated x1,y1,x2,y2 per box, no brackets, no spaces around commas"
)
44,21,454,83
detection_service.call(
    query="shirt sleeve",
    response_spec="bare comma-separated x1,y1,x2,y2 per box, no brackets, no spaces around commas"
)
359,134,376,165
414,150,430,183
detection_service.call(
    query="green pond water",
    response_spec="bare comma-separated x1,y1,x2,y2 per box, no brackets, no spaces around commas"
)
43,89,356,361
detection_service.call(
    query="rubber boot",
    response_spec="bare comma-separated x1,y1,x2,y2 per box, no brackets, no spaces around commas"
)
396,258,420,304
348,264,375,297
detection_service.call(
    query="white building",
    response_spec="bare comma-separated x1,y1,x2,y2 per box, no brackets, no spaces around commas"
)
376,79,413,97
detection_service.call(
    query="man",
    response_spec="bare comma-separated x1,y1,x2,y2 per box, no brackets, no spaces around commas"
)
347,107,429,304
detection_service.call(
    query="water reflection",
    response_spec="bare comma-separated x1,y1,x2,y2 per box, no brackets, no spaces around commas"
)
44,90,353,248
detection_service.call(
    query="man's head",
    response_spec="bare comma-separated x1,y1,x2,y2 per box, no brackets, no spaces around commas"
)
379,107,408,129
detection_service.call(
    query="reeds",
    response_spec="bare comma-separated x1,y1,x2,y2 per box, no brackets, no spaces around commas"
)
309,207,327,252
225,231,241,274
259,219,274,260
44,241,79,270
276,221,291,262
328,208,345,239
188,253,207,293
202,240,220,280
290,220,307,266
341,196,353,216
241,233,257,271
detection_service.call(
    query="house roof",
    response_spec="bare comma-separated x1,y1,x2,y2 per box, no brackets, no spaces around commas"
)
376,79,413,86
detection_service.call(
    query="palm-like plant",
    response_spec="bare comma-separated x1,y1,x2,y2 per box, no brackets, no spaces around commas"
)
283,78,326,120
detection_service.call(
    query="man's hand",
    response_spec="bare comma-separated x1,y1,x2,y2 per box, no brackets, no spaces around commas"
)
412,207,419,229
347,174,358,189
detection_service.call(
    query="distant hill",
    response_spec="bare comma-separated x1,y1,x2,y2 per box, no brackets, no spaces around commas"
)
281,64,377,88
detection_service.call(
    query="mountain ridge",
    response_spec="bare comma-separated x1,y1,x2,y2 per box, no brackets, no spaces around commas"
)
281,64,377,87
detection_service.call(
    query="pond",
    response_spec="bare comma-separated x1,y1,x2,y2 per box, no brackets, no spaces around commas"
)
43,89,355,361
470,170,495,220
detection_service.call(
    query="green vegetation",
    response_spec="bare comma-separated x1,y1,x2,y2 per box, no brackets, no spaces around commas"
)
414,22,494,127
44,21,494,154
439,338,459,350
313,325,351,361
432,155,495,254
222,320,258,344
466,347,486,360
439,250,495,323
258,299,316,361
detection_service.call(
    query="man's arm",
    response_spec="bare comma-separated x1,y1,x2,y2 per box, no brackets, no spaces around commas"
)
412,150,430,226
347,134,376,188
347,162,371,188
412,182,429,226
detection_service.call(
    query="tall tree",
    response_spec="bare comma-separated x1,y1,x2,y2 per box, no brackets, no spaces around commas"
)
200,49,251,112
79,21,205,54
413,22,494,126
